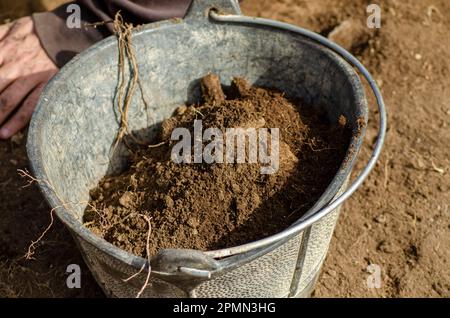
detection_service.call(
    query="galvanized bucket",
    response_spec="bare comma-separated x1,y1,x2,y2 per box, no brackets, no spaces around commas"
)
27,0,386,297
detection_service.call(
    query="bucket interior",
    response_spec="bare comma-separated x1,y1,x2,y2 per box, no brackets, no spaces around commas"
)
28,19,367,247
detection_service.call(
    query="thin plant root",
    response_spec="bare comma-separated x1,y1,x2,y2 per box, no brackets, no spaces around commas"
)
18,169,97,259
112,12,135,150
122,263,145,283
18,169,60,259
112,11,149,153
147,141,167,148
136,214,152,298
25,207,55,260
119,213,153,298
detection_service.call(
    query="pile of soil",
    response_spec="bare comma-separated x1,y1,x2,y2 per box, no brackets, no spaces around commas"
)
84,74,350,257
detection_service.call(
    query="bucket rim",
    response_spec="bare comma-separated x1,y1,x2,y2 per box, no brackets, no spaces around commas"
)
26,12,384,269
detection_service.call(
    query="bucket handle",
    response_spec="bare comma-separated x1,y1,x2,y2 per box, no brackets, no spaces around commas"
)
203,10,388,258
184,0,242,21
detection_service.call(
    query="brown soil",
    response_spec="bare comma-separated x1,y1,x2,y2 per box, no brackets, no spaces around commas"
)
0,0,448,298
84,75,350,257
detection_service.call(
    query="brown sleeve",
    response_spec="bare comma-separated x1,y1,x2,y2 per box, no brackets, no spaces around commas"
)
32,0,192,67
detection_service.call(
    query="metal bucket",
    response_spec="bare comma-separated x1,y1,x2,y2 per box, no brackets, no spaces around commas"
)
27,0,386,298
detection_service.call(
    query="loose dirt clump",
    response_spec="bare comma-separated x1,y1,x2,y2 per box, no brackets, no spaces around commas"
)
83,74,350,257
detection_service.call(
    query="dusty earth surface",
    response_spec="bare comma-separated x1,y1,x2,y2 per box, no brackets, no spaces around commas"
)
0,0,448,297
0,0,64,21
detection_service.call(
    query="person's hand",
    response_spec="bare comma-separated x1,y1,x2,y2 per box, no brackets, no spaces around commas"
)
0,16,58,139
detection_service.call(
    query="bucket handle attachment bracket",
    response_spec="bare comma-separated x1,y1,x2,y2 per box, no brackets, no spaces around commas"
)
184,0,241,21
151,249,221,279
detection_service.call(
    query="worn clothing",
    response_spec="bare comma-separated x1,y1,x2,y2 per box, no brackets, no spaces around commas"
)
32,0,193,67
